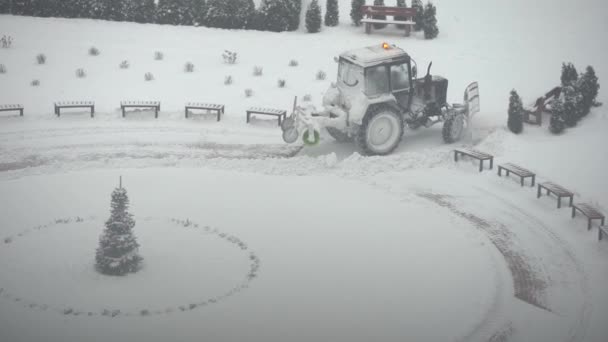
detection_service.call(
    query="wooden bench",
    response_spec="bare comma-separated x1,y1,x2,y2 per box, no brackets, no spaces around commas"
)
54,101,94,118
0,104,23,116
571,203,605,230
454,148,494,172
537,182,573,208
524,86,561,126
121,101,160,118
185,102,224,121
599,226,608,241
246,107,287,126
497,163,536,187
361,5,416,36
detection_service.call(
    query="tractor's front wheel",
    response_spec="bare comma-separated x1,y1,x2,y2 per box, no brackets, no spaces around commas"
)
442,114,466,143
326,127,353,143
356,105,403,156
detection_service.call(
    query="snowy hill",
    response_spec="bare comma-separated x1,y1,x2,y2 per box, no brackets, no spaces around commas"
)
0,1,608,342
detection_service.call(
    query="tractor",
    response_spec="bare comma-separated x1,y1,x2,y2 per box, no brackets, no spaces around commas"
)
281,43,480,156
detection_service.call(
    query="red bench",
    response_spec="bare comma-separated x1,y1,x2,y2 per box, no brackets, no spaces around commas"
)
361,6,416,36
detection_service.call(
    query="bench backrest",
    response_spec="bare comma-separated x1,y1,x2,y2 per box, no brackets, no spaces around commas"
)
361,5,416,17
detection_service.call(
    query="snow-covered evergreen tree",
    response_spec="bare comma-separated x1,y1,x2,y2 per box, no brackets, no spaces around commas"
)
411,0,423,31
372,0,386,29
96,182,142,276
0,0,9,14
324,0,338,26
549,96,566,134
305,0,321,33
286,0,301,31
12,0,35,15
102,0,128,21
579,65,600,115
156,0,182,25
562,85,583,127
560,62,578,86
395,0,407,29
126,0,156,23
260,0,291,32
206,0,253,29
350,0,365,26
422,1,438,39
507,90,524,134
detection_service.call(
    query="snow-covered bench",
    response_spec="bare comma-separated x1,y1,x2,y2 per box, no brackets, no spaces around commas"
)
0,104,23,116
246,107,287,126
361,5,416,36
523,86,561,126
185,102,224,121
453,148,494,172
54,101,95,118
121,101,160,118
599,226,608,241
571,203,605,230
537,182,573,209
497,163,536,187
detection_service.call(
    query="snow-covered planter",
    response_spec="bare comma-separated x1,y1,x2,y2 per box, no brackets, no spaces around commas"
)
222,50,237,64
89,47,100,56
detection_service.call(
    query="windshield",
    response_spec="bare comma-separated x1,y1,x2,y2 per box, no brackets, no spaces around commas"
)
338,59,363,88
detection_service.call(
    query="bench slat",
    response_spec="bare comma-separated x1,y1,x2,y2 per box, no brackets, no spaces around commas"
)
499,163,534,177
540,182,573,196
360,19,415,25
573,203,604,219
455,148,493,160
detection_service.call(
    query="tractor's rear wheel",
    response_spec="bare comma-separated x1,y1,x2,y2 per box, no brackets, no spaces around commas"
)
356,105,403,156
442,114,466,143
326,127,353,143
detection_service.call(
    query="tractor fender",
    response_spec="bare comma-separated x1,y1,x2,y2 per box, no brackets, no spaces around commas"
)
349,94,400,125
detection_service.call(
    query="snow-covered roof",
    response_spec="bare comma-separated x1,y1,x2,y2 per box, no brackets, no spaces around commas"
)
340,44,409,67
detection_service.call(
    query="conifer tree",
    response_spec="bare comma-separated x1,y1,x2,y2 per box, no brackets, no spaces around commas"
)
507,90,524,134
0,0,9,14
103,0,127,21
324,0,338,26
156,0,181,25
549,97,566,134
372,0,386,29
350,0,365,26
206,0,253,29
560,62,578,86
579,65,600,115
562,85,582,127
306,0,321,33
411,0,423,31
422,1,438,39
260,0,291,32
131,0,156,23
286,0,301,31
96,181,142,276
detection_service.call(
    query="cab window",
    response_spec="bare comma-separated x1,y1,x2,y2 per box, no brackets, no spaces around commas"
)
365,65,389,96
391,64,410,91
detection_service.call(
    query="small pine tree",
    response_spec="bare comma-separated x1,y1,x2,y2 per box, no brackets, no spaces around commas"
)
549,97,566,134
103,0,128,21
96,181,142,276
286,0,301,31
306,0,322,33
260,0,291,32
562,85,583,127
507,90,524,134
350,0,365,26
579,65,600,115
395,0,407,29
560,62,578,86
411,0,423,31
156,0,182,25
422,2,438,39
324,0,339,26
372,0,387,29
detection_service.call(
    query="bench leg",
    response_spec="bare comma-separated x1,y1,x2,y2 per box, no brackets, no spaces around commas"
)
520,177,524,187
572,206,576,218
454,151,458,162
217,110,221,122
602,218,605,226
537,185,541,198
277,115,282,127
588,219,592,231
122,108,125,118
479,160,483,172
557,197,561,209
569,196,573,207
404,25,411,37
490,158,494,170
246,112,250,123
497,167,502,176
155,107,158,119
600,228,603,241
185,108,188,119
90,106,94,118
531,176,535,187
20,109,23,116
365,23,371,34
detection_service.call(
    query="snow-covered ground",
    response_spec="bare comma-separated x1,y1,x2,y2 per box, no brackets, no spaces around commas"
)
1,1,607,341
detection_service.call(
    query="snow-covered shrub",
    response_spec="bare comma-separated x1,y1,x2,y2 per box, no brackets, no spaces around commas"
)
156,0,183,25
286,0,302,31
289,59,299,67
145,72,154,81
245,88,253,97
372,0,387,29
259,0,291,32
154,51,164,61
253,66,263,76
507,90,524,134
562,85,583,127
36,53,46,65
119,60,130,69
222,50,237,64
96,184,142,276
350,0,365,26
306,0,322,33
412,0,424,31
206,0,255,30
422,2,439,39
89,46,100,56
549,97,566,134
76,68,86,78
224,75,233,85
184,62,195,73
0,35,13,48
31,79,40,86
579,66,600,114
277,79,286,88
316,70,326,80
0,64,6,74
303,94,312,102
561,62,578,86
324,0,339,27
